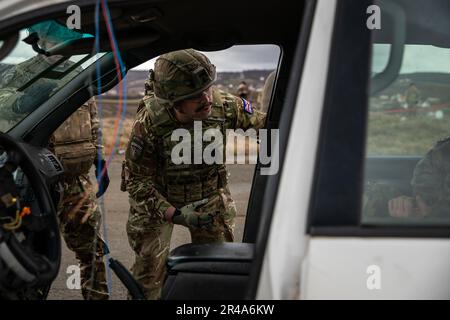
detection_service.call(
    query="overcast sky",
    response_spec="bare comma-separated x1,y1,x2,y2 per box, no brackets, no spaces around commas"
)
132,45,281,72
5,33,450,75
372,44,450,74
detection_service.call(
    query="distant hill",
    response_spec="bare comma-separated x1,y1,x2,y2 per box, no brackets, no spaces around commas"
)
103,69,275,98
376,72,450,103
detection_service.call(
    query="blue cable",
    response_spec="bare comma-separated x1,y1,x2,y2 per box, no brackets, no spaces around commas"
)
102,0,128,160
94,0,112,296
93,0,131,297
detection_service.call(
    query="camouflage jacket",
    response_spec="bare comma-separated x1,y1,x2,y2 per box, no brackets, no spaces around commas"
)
411,138,450,217
405,86,420,105
0,55,103,173
124,88,266,220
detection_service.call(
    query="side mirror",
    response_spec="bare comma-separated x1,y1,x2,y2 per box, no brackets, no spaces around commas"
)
370,1,406,95
0,32,19,61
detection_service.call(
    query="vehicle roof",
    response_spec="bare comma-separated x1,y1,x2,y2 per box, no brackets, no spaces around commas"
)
0,0,305,70
0,0,70,21
2,0,450,58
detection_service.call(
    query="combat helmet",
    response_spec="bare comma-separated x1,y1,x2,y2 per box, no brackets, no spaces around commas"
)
149,49,216,106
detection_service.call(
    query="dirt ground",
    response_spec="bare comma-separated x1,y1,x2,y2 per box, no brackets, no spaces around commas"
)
47,157,255,300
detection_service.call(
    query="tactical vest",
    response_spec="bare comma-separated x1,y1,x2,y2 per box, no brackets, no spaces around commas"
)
146,90,231,206
14,57,98,177
50,103,96,177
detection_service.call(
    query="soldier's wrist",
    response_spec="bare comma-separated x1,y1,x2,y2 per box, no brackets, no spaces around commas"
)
165,206,177,223
171,208,182,224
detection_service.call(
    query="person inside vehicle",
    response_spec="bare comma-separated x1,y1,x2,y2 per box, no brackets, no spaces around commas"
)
388,138,450,218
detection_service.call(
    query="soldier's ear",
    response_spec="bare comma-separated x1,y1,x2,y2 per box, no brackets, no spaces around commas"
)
173,102,185,114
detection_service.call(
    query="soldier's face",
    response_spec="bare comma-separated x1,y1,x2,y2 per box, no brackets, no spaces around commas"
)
177,86,213,121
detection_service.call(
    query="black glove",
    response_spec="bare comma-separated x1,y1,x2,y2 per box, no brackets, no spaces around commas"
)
12,81,58,114
94,159,110,198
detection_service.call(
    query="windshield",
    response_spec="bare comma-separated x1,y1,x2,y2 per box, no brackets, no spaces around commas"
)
0,20,103,133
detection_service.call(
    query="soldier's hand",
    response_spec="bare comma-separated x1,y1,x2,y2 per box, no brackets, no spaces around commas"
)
172,198,213,229
388,195,415,217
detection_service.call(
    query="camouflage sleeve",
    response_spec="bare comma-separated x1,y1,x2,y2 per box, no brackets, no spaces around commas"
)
125,107,172,220
223,92,266,130
411,140,450,217
0,65,16,88
0,88,17,116
88,97,104,158
0,88,23,132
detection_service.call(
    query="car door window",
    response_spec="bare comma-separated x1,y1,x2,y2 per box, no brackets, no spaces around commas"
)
113,45,280,246
362,4,450,226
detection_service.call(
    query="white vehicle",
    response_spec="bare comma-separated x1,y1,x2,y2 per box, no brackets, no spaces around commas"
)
0,0,449,300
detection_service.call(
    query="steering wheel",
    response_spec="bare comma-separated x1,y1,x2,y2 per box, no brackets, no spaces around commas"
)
0,132,61,299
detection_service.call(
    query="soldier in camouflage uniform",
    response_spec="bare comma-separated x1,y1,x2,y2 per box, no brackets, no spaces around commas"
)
363,181,409,217
0,21,110,299
388,138,450,218
237,81,250,100
122,49,266,299
405,83,421,117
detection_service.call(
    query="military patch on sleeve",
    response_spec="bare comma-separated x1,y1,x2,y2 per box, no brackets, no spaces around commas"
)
129,136,144,161
241,98,253,114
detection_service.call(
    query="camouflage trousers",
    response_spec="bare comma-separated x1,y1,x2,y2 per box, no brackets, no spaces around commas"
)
57,174,109,300
126,187,237,300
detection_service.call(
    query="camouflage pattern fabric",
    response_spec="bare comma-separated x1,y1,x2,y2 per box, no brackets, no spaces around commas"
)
363,181,408,217
363,138,450,219
124,87,266,299
261,71,276,113
0,58,42,131
58,174,109,300
410,138,450,217
152,49,216,104
49,99,109,300
0,55,108,299
247,89,262,112
0,56,80,131
49,98,103,176
405,85,420,116
405,85,420,107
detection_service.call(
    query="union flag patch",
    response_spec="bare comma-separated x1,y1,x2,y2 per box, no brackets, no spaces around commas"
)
242,98,253,114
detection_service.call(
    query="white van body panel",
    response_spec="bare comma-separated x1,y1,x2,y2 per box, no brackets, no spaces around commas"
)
256,0,337,300
302,238,450,299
